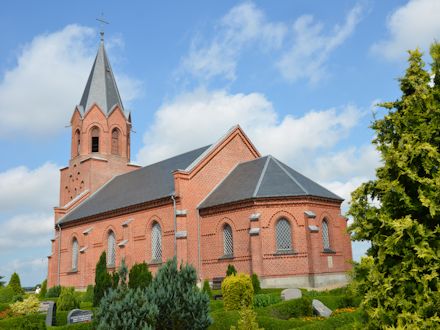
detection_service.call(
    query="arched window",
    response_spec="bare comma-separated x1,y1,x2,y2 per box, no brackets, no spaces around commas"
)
91,127,100,153
322,219,330,250
151,222,162,261
223,224,233,256
111,128,120,155
75,130,81,156
107,231,116,267
72,238,79,271
276,218,292,252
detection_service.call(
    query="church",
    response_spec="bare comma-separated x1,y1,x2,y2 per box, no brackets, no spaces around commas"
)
47,36,352,290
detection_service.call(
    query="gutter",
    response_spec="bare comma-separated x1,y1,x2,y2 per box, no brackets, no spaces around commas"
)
171,195,177,257
197,208,202,281
57,223,61,286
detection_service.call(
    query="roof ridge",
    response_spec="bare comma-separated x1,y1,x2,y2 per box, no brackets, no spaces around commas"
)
252,156,270,197
271,157,310,195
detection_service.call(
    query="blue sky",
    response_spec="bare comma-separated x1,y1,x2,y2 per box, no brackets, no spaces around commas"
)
1,0,439,286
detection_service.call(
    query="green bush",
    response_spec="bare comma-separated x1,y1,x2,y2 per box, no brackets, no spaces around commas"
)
226,264,237,277
230,306,263,330
49,322,93,330
46,285,61,298
8,272,24,295
128,262,152,289
39,280,47,299
55,311,68,326
0,313,46,329
81,285,94,303
253,293,281,308
0,286,15,303
255,315,307,329
57,287,80,311
209,310,240,330
0,302,9,312
202,279,212,299
266,297,313,320
251,274,261,294
93,252,112,306
221,273,253,311
149,258,212,329
10,295,40,315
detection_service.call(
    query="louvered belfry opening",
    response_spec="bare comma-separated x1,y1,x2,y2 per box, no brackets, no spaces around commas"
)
91,127,100,153
276,218,292,252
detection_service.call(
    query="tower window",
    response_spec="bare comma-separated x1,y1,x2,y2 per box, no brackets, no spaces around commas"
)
111,128,120,155
75,129,81,156
91,127,100,152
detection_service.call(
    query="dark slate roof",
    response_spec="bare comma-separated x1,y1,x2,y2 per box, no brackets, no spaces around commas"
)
58,145,210,225
79,41,124,116
198,155,343,209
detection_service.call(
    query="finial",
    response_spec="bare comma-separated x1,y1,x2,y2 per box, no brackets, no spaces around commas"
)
96,13,109,42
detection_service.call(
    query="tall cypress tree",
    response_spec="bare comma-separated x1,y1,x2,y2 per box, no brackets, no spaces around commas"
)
349,45,440,328
93,252,112,306
8,272,24,295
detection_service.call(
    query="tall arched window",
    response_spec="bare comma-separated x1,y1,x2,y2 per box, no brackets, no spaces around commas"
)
107,231,116,267
322,219,330,250
151,222,162,261
223,224,233,256
75,130,81,156
111,128,120,155
72,238,79,271
91,127,100,153
276,218,292,252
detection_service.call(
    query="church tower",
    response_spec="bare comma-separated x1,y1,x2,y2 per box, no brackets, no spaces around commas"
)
56,35,140,217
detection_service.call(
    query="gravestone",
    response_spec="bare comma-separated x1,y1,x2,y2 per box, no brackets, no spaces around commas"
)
312,299,332,318
67,309,93,324
39,301,56,326
281,288,302,301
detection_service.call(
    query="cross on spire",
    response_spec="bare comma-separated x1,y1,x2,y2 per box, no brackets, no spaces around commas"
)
96,13,109,41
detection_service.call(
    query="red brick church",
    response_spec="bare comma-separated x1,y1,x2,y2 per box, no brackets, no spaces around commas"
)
47,37,352,289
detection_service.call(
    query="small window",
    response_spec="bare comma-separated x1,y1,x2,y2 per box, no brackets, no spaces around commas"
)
91,127,99,152
72,238,79,271
151,222,162,261
107,231,116,267
322,219,330,250
111,128,120,155
276,218,292,252
223,224,233,256
75,130,81,156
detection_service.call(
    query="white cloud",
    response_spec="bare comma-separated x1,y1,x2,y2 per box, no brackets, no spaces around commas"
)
277,4,363,83
371,0,440,60
0,163,59,212
0,24,141,137
181,2,287,81
0,257,48,287
136,89,362,172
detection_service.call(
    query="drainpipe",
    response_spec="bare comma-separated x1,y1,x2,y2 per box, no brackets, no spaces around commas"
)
57,223,62,286
197,209,202,281
171,195,177,257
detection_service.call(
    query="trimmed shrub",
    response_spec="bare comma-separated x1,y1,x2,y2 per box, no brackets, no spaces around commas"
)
128,262,152,289
8,272,24,295
0,313,46,329
253,293,281,308
57,287,80,311
10,295,40,315
46,285,61,298
149,257,212,329
93,252,112,306
226,264,237,276
0,286,15,303
202,279,212,299
251,273,261,294
81,285,94,303
39,279,47,299
209,310,240,330
52,322,92,330
222,273,254,311
56,310,68,326
231,306,263,330
267,297,313,319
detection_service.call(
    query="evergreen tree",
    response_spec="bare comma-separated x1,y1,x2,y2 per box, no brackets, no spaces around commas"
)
349,45,440,328
226,264,237,277
128,262,152,289
0,275,5,287
39,279,47,299
93,252,112,306
8,272,24,295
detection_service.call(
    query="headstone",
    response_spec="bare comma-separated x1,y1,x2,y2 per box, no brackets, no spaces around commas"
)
39,301,56,326
67,309,93,324
312,299,332,318
281,288,302,300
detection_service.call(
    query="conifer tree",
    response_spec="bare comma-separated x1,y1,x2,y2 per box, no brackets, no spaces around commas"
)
349,44,440,328
128,262,152,289
8,272,24,295
93,252,112,306
0,275,5,287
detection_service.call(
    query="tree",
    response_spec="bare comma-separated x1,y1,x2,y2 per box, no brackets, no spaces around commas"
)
226,264,237,277
93,252,112,306
349,45,440,328
0,275,5,287
39,279,47,299
8,272,24,295
128,262,152,289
